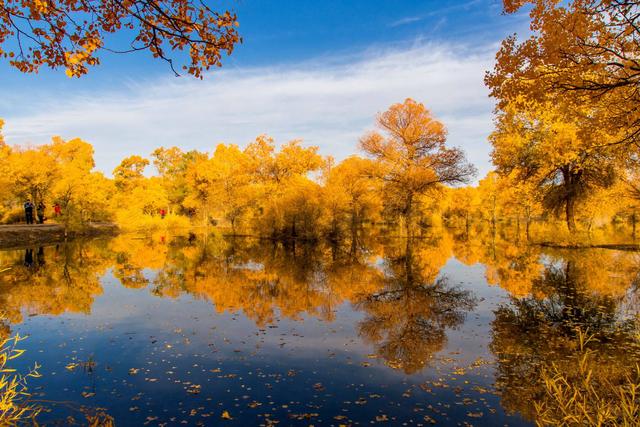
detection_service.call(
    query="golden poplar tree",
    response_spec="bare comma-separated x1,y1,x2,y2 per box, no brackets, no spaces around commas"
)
360,98,475,236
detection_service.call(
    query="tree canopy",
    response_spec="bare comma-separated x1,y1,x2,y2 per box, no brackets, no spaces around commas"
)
0,0,241,77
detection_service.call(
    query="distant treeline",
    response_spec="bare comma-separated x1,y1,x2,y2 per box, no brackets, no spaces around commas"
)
1,96,639,242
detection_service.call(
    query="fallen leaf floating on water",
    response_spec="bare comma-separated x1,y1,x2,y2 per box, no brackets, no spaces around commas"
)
186,384,201,395
423,415,437,424
221,410,232,420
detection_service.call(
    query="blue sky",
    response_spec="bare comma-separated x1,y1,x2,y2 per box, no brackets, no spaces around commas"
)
0,0,529,179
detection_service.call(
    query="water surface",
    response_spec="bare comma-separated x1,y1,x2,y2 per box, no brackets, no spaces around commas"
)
1,231,639,425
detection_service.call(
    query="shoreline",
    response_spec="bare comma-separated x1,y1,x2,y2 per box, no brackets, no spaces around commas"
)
0,223,119,249
536,241,640,251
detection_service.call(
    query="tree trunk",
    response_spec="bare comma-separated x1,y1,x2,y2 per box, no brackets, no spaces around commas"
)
202,200,209,228
350,208,358,252
525,207,531,242
291,216,297,239
404,194,414,238
331,216,339,241
491,195,496,230
565,197,577,232
465,212,469,235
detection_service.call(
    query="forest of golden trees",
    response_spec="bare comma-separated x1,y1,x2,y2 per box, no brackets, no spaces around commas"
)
0,3,637,244
1,94,639,243
0,1,638,242
0,98,477,240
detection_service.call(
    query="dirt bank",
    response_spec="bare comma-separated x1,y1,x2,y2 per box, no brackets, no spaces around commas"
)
0,223,118,249
536,241,640,251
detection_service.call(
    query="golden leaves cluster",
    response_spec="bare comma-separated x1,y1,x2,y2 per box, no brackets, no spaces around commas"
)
0,0,241,77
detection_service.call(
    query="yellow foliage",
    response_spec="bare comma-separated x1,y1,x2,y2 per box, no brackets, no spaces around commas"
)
360,98,475,236
1,1,241,78
1,93,638,245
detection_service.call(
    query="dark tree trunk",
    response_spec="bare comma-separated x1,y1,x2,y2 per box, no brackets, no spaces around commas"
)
350,208,358,253
566,197,577,232
491,195,496,230
561,166,581,233
465,212,470,235
404,194,414,238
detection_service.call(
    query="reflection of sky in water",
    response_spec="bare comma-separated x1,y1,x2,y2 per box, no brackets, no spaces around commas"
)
1,236,638,426
231,261,264,271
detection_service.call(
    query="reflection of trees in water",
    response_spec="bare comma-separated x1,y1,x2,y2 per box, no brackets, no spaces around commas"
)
150,235,382,326
490,256,640,423
452,227,545,297
111,235,170,289
2,232,479,376
356,239,476,374
123,231,477,375
0,317,10,342
0,241,116,426
145,231,478,374
0,241,111,326
453,226,640,300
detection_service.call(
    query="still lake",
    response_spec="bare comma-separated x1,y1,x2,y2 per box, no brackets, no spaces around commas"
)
1,231,639,426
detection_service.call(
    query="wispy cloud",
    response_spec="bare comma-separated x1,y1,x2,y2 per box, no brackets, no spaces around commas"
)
388,0,484,28
4,42,496,179
389,16,425,28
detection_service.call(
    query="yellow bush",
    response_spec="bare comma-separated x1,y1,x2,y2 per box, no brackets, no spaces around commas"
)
115,210,192,232
0,206,25,225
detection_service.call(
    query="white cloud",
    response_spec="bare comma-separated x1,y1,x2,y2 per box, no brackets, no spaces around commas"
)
389,16,424,28
3,42,496,180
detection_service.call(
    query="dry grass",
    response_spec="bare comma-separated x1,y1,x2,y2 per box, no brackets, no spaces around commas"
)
535,330,640,426
0,333,41,425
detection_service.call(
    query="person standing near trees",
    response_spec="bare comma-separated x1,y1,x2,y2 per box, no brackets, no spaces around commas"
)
36,202,46,224
23,200,34,224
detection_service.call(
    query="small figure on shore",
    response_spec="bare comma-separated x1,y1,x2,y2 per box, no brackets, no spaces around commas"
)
160,208,167,219
24,200,35,224
54,203,62,217
36,202,46,224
